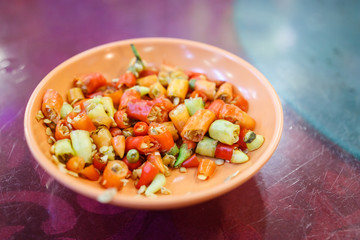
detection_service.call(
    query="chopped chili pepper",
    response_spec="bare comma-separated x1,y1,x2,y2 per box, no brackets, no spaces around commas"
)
186,71,207,80
174,140,196,167
207,99,225,118
138,74,158,87
194,79,216,100
136,161,159,189
93,152,108,172
149,82,167,99
72,99,88,112
218,104,255,130
181,154,199,168
80,164,100,181
42,89,64,123
167,144,179,156
65,111,77,120
91,127,112,149
215,82,233,103
123,156,142,171
104,89,123,108
109,127,122,137
133,122,149,136
209,79,225,88
148,123,175,152
169,104,190,133
116,72,137,88
114,109,131,129
125,136,160,154
55,119,71,140
167,78,189,99
122,127,134,138
126,99,167,123
215,143,236,161
181,109,216,142
190,90,208,102
101,160,129,189
209,119,240,145
152,96,175,112
66,156,86,173
235,127,249,151
160,122,179,141
119,89,141,109
184,97,204,116
112,135,126,158
60,102,74,119
129,85,150,96
139,69,159,78
126,149,140,163
197,159,216,180
74,73,107,94
67,87,85,104
231,94,249,112
184,139,197,150
83,100,113,128
70,112,96,132
147,152,165,173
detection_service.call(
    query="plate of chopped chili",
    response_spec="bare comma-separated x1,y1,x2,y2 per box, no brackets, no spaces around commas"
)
24,38,283,209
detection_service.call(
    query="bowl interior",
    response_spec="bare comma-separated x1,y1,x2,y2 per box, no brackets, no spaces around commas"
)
25,38,283,209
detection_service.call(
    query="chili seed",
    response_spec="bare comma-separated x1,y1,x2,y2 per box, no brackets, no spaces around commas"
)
44,119,52,124
160,187,172,195
197,174,207,181
46,127,53,136
215,159,225,166
120,179,129,187
137,185,146,195
36,110,44,121
97,188,117,203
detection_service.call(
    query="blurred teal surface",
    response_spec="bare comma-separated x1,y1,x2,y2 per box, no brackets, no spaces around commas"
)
234,0,360,157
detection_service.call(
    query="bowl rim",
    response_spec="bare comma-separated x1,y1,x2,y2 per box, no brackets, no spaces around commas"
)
24,37,283,210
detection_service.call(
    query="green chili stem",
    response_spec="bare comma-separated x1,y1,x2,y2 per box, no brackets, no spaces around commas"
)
174,142,194,167
167,144,179,156
130,44,145,69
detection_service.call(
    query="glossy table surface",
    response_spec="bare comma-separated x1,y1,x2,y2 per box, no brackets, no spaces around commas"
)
1,0,360,239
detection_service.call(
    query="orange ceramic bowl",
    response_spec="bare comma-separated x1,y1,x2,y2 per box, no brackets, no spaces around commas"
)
24,38,283,210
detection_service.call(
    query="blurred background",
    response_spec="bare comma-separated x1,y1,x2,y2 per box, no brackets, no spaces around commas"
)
1,0,360,239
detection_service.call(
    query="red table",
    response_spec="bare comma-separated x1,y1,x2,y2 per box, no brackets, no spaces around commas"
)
1,1,359,239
